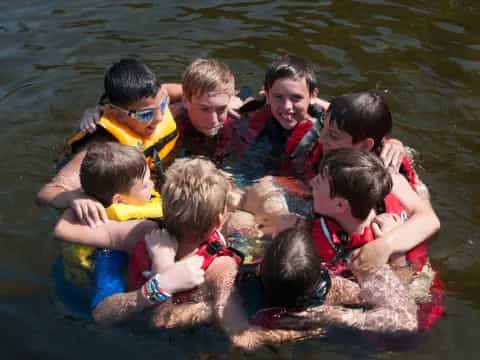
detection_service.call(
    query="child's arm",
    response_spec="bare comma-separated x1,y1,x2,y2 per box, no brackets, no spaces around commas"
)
324,275,363,306
161,83,183,103
351,173,440,273
37,149,86,208
149,300,214,329
93,255,205,326
145,228,178,274
54,208,157,252
203,256,321,350
277,265,417,334
37,142,109,226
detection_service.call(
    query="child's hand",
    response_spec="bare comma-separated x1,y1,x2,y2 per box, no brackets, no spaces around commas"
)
350,237,393,275
79,105,102,133
380,138,405,172
145,228,178,274
371,213,402,237
309,97,330,112
154,255,205,294
70,196,107,227
268,213,306,237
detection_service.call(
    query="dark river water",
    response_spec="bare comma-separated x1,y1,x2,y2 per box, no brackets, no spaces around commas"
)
1,0,479,358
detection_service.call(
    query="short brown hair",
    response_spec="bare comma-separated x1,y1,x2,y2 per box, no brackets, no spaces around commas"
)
80,142,147,206
182,58,235,100
319,149,392,220
328,91,392,152
161,157,229,239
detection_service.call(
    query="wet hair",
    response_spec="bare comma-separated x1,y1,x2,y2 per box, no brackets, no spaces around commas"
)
327,90,392,152
261,228,331,309
264,54,317,94
80,142,148,207
102,58,159,107
182,58,235,100
318,148,392,220
161,157,230,239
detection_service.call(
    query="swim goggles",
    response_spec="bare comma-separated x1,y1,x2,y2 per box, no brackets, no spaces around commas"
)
108,95,169,123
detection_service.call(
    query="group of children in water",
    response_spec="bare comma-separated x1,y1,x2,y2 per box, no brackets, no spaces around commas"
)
37,55,442,350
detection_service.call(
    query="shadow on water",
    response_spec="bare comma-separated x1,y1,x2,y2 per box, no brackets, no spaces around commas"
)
1,0,480,359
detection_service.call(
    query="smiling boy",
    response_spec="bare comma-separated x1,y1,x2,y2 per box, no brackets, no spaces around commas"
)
37,58,178,223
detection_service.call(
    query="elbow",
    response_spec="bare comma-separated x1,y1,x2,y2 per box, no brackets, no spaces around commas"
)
53,219,67,241
92,306,109,327
36,186,50,206
431,212,441,235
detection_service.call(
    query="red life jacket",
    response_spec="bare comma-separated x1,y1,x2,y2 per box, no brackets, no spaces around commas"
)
239,104,320,170
127,230,243,292
311,193,427,273
175,110,237,159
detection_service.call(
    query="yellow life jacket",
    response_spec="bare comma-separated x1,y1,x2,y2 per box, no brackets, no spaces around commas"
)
67,107,178,170
61,191,163,287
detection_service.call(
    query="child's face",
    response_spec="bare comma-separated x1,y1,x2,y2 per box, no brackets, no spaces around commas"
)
318,113,363,153
183,92,230,137
121,167,154,205
310,173,334,216
265,77,311,130
112,90,168,138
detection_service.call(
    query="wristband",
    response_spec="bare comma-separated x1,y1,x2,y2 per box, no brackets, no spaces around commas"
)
142,275,171,303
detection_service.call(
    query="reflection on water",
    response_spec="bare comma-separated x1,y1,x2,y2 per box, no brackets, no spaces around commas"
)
1,0,480,358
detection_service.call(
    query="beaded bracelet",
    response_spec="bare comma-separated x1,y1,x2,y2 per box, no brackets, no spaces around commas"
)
142,275,171,303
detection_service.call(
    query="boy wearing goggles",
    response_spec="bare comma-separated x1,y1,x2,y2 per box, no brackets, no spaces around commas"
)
37,58,180,224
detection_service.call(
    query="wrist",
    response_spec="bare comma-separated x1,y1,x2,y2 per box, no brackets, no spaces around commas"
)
141,275,172,304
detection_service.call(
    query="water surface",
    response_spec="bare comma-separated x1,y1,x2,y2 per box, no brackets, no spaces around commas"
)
1,1,479,358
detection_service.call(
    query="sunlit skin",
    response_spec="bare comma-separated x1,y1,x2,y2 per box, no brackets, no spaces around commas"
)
183,92,231,137
105,90,168,138
318,113,371,153
117,166,154,205
265,77,312,130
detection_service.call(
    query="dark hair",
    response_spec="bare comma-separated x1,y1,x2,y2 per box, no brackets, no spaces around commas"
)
103,58,159,107
319,148,392,220
264,55,317,94
261,228,330,308
80,142,147,207
328,91,392,152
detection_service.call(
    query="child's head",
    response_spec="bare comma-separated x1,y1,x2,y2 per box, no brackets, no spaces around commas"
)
102,58,169,138
261,228,330,308
161,157,230,240
80,142,153,207
182,58,235,137
264,55,318,130
310,148,392,220
319,90,392,154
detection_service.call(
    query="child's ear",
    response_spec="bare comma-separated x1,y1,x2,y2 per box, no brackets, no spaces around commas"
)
182,96,191,110
333,197,350,215
264,90,271,104
111,193,124,204
354,138,375,152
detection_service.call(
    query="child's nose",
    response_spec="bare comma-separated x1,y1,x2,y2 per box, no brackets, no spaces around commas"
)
207,111,219,125
150,111,163,125
283,98,294,110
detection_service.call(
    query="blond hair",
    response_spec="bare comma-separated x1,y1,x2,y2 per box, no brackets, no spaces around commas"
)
161,157,229,238
182,58,235,100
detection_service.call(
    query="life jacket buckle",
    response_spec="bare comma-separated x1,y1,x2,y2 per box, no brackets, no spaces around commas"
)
226,246,245,265
206,241,224,255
